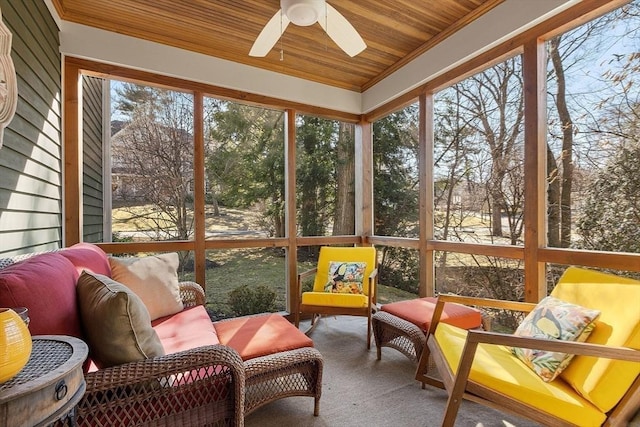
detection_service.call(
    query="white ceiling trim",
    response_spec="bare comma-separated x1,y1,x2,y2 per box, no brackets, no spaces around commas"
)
56,21,363,114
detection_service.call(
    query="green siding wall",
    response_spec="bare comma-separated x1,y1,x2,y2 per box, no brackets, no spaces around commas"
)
0,1,61,255
82,76,104,243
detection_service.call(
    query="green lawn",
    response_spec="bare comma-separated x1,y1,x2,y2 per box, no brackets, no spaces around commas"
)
113,204,422,317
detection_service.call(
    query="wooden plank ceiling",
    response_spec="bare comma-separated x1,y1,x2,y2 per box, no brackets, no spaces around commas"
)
52,0,503,92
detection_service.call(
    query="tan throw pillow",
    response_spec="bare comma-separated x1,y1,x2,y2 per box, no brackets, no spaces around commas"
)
109,253,183,321
77,271,165,369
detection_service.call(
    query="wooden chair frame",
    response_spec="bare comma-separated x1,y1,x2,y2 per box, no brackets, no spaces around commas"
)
415,294,640,427
294,247,378,349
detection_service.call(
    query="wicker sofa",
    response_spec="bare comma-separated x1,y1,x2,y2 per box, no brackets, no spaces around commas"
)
0,243,323,426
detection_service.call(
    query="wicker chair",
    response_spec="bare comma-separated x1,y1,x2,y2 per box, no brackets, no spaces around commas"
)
66,280,324,426
66,281,244,427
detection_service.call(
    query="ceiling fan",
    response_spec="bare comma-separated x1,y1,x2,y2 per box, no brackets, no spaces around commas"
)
249,0,366,58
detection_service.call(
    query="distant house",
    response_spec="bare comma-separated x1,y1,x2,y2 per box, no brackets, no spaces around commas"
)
110,120,195,203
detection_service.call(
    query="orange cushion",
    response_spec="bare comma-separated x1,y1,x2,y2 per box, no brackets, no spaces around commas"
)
86,305,220,373
382,297,483,332
153,305,220,354
214,313,313,361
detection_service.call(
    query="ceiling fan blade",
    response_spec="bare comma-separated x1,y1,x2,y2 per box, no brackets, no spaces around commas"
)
249,10,290,57
318,4,366,57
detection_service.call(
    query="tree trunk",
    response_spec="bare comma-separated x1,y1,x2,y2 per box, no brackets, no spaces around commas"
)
547,144,560,247
333,123,355,235
490,170,504,237
211,196,220,216
490,195,503,237
550,36,573,248
274,210,285,238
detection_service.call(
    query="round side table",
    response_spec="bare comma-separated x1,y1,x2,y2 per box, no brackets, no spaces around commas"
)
0,335,88,427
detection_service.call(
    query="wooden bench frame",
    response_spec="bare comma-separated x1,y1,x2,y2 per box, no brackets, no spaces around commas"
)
415,294,640,427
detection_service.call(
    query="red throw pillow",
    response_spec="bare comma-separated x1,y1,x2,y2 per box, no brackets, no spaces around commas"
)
0,253,83,338
59,242,111,276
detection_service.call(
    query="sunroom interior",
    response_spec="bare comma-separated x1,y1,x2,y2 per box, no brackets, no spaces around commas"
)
1,0,639,424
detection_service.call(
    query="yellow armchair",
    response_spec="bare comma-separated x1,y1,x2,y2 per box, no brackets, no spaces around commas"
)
416,267,640,427
295,246,378,348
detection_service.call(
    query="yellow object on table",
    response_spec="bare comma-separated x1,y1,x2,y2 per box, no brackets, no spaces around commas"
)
0,307,32,383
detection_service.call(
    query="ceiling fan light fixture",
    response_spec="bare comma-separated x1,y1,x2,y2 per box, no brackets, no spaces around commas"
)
251,0,366,58
281,0,324,26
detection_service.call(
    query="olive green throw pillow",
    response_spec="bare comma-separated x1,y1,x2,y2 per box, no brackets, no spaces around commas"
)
77,271,165,369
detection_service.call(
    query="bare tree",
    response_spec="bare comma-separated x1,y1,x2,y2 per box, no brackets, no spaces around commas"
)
547,36,574,247
546,5,633,247
576,12,640,255
454,57,525,240
111,84,194,242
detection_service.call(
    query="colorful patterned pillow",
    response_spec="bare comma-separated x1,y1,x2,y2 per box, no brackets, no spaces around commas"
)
324,261,366,294
511,296,600,382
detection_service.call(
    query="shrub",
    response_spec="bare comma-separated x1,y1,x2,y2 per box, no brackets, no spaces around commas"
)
112,232,133,243
228,284,277,316
379,247,419,294
301,277,314,293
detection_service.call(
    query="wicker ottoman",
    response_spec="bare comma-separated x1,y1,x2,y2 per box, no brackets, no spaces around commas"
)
372,297,483,363
214,314,323,416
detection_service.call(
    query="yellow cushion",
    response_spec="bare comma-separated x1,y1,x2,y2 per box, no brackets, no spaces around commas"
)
312,247,376,295
551,267,640,413
435,323,606,426
301,291,368,308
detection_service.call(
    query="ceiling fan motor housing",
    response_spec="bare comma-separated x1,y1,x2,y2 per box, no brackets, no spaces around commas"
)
281,0,325,26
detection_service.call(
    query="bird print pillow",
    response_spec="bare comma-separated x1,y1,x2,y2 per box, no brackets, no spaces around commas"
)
325,262,366,294
510,296,600,382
